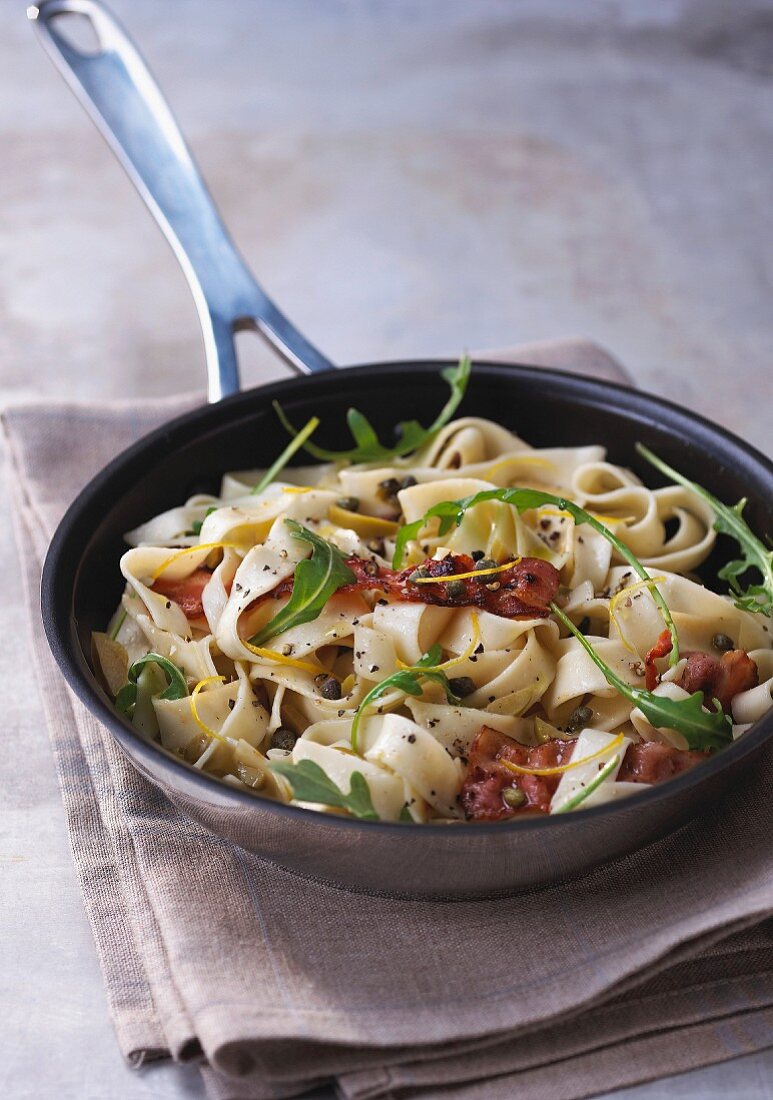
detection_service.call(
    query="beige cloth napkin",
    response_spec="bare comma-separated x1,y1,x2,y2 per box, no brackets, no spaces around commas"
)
4,339,773,1100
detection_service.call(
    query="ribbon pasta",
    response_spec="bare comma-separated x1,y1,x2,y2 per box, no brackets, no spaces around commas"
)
97,415,772,823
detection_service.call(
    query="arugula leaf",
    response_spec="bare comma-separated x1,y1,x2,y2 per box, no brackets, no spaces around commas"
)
248,520,356,647
350,643,461,752
269,758,379,820
272,355,471,464
114,652,188,715
108,608,127,641
190,505,217,537
251,416,320,495
393,486,680,665
551,603,731,751
636,443,773,617
552,753,621,814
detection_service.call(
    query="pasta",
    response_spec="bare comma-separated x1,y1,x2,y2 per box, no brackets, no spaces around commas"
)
94,372,773,824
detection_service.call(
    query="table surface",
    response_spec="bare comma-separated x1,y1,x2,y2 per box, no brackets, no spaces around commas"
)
2,1,772,1097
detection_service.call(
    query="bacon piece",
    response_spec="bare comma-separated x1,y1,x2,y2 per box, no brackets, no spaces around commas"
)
644,629,672,691
460,727,575,819
618,741,708,784
343,553,560,619
152,568,213,619
678,649,758,712
460,727,710,821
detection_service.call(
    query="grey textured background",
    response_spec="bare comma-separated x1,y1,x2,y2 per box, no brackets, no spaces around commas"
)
1,1,772,1098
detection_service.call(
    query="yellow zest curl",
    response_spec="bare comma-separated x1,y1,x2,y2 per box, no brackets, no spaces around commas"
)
241,639,323,675
609,575,667,656
410,559,521,584
151,542,245,582
499,732,626,777
281,486,312,494
190,675,232,746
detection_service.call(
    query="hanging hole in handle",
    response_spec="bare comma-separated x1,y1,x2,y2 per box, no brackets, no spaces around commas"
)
233,321,289,388
47,11,105,57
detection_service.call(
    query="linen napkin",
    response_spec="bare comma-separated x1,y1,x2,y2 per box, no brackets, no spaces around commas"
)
4,339,773,1100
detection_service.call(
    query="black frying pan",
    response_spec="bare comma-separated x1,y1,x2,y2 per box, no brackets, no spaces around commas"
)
35,0,773,899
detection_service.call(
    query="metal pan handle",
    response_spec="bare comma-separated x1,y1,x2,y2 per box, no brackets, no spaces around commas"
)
29,0,336,400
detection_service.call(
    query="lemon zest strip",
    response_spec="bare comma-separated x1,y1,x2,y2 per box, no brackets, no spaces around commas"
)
241,639,323,675
151,542,245,582
281,486,313,494
499,732,626,777
410,559,522,584
609,575,668,656
189,675,233,746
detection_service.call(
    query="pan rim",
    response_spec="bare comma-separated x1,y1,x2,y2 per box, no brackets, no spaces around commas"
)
40,358,773,838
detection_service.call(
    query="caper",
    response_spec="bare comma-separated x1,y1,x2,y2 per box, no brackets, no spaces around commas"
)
502,787,527,809
408,567,431,583
377,477,401,501
474,558,497,573
449,676,476,697
566,705,593,733
445,579,466,600
712,632,734,652
270,727,298,751
319,676,342,700
336,496,360,512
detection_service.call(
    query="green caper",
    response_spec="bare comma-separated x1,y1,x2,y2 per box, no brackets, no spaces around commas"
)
566,705,593,733
377,477,401,501
319,676,342,700
502,787,527,809
449,676,476,698
336,496,360,512
474,558,497,574
712,632,734,652
408,567,431,583
270,727,298,752
445,579,466,600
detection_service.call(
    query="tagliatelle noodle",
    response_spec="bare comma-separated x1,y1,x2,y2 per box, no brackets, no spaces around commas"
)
99,413,773,822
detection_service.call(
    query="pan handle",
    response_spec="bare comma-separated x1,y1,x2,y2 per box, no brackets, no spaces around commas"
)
29,0,336,400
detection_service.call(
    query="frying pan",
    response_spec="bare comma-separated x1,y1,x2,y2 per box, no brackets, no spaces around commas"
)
34,0,773,899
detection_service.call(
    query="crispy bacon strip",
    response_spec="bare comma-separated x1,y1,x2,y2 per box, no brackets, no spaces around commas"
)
677,650,758,712
152,568,213,619
644,629,672,691
342,553,560,618
460,727,709,821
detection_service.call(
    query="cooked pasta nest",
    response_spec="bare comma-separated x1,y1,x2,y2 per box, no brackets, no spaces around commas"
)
93,409,773,823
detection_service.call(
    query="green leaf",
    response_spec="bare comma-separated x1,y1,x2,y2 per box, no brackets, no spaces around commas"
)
108,608,127,641
350,642,460,752
393,485,680,665
190,505,217,537
553,753,621,814
636,443,773,617
551,603,731,752
248,520,357,646
272,355,471,464
269,758,379,820
114,652,188,716
251,416,320,495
